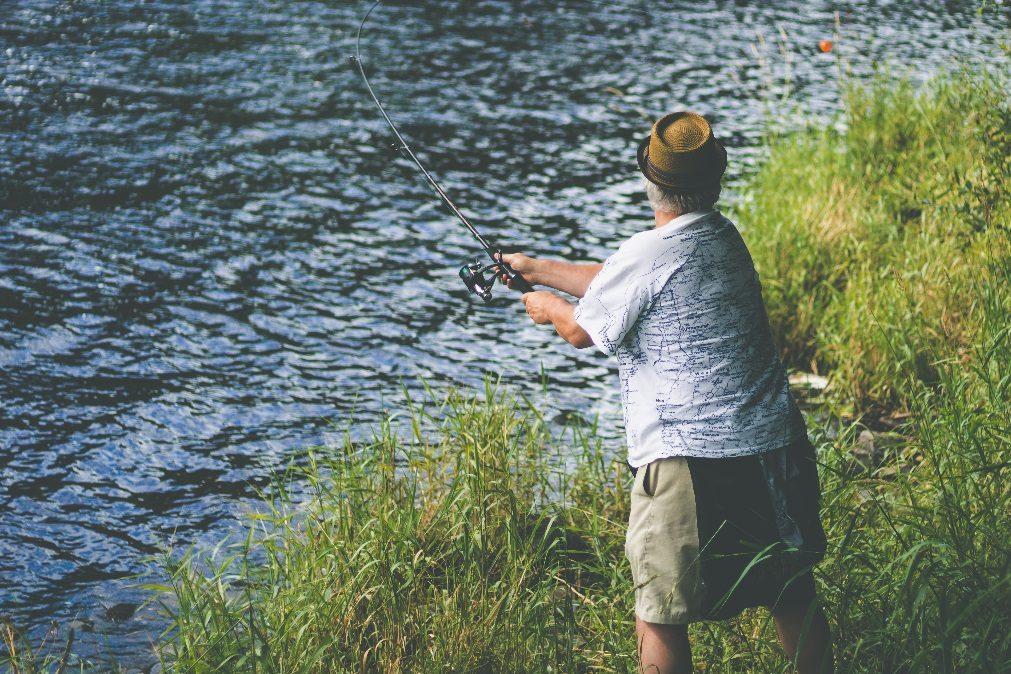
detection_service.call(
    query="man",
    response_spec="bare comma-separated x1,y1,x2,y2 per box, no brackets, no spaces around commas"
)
501,112,834,674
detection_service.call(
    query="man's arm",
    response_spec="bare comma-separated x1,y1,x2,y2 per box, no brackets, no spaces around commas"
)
520,291,594,349
500,253,602,299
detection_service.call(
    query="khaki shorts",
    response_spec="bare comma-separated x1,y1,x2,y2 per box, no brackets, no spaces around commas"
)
626,437,826,624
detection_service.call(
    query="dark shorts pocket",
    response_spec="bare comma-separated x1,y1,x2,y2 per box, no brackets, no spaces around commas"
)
686,438,827,619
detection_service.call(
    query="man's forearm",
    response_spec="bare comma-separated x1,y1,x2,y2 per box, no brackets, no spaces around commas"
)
545,295,594,349
531,260,602,298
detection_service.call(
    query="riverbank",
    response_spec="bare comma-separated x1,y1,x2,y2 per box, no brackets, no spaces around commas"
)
159,68,1011,673
5,67,1009,673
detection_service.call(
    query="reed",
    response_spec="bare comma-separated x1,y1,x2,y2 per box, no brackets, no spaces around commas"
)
0,622,84,674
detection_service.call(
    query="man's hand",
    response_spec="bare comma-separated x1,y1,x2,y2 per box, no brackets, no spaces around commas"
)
498,253,539,288
519,291,594,349
520,290,561,324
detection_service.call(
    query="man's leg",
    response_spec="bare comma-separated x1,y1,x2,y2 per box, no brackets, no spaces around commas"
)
635,617,692,674
770,574,834,674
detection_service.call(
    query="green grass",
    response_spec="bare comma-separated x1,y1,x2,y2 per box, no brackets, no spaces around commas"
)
741,69,1010,414
4,67,1009,673
0,623,85,674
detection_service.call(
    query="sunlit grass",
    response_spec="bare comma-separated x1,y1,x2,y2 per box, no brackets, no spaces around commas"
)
740,69,1010,414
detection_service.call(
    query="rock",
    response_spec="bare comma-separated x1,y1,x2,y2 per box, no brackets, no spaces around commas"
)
876,411,912,430
69,618,95,632
850,429,913,474
875,465,907,480
104,602,137,622
788,372,829,390
851,430,883,468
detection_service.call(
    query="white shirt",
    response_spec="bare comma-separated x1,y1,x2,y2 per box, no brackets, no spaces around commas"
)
573,210,804,467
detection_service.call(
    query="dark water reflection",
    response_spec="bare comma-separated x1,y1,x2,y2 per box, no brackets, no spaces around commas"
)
1,0,1006,664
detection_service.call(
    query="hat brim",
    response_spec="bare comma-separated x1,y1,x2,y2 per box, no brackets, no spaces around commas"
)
637,134,727,191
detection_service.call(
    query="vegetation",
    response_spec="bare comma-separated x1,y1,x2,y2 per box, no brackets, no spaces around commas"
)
743,70,1010,414
1,623,84,674
4,68,1008,673
147,68,1009,673
152,385,634,673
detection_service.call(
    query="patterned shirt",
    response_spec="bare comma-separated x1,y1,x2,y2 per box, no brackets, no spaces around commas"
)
573,209,804,467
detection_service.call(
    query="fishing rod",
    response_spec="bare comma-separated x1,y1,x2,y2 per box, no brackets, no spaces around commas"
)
349,0,534,302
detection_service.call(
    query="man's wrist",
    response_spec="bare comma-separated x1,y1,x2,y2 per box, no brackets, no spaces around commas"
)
525,259,546,286
548,293,573,322
548,294,591,347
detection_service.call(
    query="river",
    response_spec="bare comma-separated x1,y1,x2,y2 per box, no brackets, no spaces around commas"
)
1,0,1006,666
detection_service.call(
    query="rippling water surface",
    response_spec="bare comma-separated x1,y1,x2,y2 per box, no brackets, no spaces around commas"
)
1,0,1006,664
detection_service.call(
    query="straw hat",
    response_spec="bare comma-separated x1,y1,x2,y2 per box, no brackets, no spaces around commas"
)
637,112,727,190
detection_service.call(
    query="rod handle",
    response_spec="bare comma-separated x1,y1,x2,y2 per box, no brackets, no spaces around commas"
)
507,273,534,294
494,260,534,293
492,252,534,294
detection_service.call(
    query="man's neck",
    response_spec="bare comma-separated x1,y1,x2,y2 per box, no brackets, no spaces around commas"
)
654,209,682,228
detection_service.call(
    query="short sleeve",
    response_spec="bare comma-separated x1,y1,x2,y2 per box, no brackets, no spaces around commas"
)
573,236,656,356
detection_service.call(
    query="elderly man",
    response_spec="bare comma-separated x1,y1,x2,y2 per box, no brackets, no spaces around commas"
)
502,112,834,674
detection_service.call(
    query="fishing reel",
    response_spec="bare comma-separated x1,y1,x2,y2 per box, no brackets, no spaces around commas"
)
459,254,533,302
459,261,501,303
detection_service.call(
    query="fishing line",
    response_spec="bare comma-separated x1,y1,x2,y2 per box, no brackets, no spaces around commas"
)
350,0,533,301
349,0,666,301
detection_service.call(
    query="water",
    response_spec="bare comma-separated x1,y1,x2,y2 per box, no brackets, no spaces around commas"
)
1,0,1006,665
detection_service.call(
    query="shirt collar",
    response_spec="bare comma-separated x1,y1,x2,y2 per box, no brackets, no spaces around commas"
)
656,209,718,234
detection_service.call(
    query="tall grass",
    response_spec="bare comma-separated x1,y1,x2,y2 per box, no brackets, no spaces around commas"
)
151,383,636,673
741,68,1010,413
0,622,85,674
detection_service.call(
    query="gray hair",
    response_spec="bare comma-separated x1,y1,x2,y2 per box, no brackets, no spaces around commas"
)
644,178,721,215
